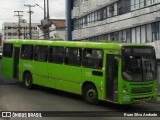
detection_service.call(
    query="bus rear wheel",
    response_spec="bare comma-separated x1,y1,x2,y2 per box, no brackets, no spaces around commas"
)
23,73,34,89
83,84,98,104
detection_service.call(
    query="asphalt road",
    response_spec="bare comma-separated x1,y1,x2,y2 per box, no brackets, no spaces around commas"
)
0,59,160,120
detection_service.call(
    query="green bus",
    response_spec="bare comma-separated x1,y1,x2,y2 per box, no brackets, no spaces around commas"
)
2,39,158,104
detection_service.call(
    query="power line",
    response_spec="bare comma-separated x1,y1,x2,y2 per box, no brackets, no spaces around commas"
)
14,11,23,39
24,4,35,39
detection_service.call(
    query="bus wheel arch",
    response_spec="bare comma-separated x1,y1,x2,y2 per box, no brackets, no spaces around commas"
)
82,81,99,104
23,71,34,89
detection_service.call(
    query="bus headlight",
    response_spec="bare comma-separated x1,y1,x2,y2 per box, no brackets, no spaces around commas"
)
123,89,127,93
155,87,158,91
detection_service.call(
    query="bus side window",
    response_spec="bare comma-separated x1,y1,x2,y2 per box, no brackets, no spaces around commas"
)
83,49,103,69
48,46,64,64
3,43,13,58
34,45,48,62
65,47,82,66
21,45,34,60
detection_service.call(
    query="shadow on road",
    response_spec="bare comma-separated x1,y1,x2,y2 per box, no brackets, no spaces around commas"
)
16,84,153,111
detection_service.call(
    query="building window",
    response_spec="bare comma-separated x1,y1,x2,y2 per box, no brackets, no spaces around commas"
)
146,24,152,42
8,33,12,36
110,32,115,41
105,34,109,40
152,22,159,41
118,31,123,42
135,0,140,9
132,28,136,43
140,0,145,8
103,7,107,19
136,27,141,43
94,11,98,22
108,4,114,17
130,0,158,11
97,9,102,21
91,12,95,24
146,0,152,6
122,30,127,43
141,25,146,43
87,15,90,26
83,16,87,27
126,29,131,43
118,0,131,15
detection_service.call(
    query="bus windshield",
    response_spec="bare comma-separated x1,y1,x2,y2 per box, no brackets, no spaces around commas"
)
122,47,157,82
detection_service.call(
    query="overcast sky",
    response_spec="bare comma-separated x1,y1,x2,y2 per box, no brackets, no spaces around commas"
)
0,0,65,33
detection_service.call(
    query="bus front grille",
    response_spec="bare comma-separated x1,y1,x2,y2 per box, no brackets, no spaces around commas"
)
131,86,153,94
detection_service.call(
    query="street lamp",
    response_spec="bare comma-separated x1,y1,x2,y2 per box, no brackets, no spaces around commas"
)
35,4,48,17
36,1,50,40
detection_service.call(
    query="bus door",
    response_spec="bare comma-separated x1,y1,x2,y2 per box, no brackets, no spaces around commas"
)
106,55,119,102
13,47,20,79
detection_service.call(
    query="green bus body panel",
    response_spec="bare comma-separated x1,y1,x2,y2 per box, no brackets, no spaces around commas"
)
48,64,82,94
2,58,13,78
2,43,21,79
82,67,105,100
3,39,148,50
2,39,158,104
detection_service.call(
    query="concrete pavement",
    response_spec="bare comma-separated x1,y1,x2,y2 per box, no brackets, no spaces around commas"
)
157,96,160,102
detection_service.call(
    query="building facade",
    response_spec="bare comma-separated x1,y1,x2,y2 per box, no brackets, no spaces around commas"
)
50,19,66,40
67,0,160,83
2,22,40,40
37,19,66,40
67,0,160,55
0,33,2,46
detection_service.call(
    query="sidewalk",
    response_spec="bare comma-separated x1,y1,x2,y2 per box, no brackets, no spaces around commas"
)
157,96,160,101
155,93,160,103
156,85,160,103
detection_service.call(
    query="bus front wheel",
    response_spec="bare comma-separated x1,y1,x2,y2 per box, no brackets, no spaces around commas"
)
83,84,99,104
23,73,34,89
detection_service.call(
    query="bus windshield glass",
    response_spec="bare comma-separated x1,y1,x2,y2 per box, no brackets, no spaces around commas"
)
122,47,157,82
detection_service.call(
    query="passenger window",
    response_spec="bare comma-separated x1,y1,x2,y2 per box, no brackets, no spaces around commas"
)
34,45,48,62
48,46,64,64
83,49,103,69
21,45,34,60
65,47,82,66
3,43,13,58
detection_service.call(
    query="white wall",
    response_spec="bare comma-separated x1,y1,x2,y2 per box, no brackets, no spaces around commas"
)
50,24,66,40
72,0,118,18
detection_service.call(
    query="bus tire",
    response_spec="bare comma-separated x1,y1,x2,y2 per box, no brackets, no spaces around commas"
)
83,84,99,104
23,73,34,89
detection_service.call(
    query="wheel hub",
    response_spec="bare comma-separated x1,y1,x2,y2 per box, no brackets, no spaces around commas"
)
87,89,97,99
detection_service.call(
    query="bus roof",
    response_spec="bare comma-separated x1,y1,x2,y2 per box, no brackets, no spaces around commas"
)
3,39,150,50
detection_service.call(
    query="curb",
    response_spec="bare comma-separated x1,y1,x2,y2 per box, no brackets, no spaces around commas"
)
151,97,160,104
151,101,160,104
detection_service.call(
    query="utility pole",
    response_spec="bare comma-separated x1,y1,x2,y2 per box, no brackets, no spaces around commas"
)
24,4,35,39
46,0,50,39
43,0,50,40
14,11,23,39
44,0,47,19
44,0,47,39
